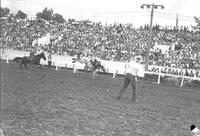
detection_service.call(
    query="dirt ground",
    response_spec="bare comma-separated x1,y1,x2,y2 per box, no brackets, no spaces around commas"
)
1,60,200,136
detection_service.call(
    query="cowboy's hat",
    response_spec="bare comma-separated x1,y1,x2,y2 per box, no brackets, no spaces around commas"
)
191,125,200,135
133,55,143,63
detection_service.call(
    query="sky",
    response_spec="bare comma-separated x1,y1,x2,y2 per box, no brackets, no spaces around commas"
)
2,0,200,28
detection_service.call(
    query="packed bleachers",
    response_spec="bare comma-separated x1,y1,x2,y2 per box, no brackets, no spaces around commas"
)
1,17,200,75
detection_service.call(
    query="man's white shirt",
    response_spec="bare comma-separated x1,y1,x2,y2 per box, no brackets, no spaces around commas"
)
125,60,145,77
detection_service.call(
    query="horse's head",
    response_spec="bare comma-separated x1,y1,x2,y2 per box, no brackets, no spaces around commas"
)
41,52,46,60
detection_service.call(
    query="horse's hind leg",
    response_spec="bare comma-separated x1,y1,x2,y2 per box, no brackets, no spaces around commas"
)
36,65,39,69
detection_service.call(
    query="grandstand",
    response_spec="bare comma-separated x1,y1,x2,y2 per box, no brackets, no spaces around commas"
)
1,12,200,86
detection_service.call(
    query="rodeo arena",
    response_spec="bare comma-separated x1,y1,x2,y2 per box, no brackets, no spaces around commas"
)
1,1,200,136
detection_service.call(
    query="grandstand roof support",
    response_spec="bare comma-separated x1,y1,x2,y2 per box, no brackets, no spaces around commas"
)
141,3,164,70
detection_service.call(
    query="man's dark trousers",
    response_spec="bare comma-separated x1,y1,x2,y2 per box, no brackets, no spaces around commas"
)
118,73,137,101
48,61,52,68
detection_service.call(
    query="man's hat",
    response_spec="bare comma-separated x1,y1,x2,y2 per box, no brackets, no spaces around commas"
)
191,125,196,131
134,55,143,63
191,125,199,134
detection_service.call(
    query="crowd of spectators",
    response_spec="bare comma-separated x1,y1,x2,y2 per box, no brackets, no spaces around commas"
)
1,17,200,72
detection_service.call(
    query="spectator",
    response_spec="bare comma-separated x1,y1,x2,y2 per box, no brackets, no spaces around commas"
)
185,70,189,76
47,53,52,68
190,70,195,77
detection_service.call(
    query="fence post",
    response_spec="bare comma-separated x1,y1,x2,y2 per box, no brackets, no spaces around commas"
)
180,76,184,87
113,70,117,78
55,65,59,71
124,64,127,75
73,64,77,73
55,61,59,71
157,67,161,84
6,56,9,64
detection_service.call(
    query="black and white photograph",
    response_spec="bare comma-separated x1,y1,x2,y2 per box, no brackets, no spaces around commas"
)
1,0,200,135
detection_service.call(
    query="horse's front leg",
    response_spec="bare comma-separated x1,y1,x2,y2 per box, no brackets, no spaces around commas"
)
20,63,23,69
39,64,42,70
25,63,29,69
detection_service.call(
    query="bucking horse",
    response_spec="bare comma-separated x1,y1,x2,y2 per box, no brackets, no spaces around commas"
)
72,56,106,74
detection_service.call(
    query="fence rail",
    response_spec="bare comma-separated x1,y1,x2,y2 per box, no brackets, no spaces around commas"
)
1,49,200,87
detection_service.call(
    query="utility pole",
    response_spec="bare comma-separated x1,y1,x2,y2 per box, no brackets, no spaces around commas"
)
140,3,164,70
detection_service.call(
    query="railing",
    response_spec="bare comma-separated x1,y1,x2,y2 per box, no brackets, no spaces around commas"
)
1,49,200,87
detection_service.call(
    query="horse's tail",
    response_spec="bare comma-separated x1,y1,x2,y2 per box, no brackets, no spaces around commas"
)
13,57,22,63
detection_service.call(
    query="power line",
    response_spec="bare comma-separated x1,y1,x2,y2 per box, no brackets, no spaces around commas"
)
20,0,45,6
153,12,195,22
92,12,195,22
93,10,149,15
154,11,195,19
169,0,186,11
155,15,195,22
20,0,40,6
97,12,195,22
92,10,195,19
93,12,150,17
93,14,151,18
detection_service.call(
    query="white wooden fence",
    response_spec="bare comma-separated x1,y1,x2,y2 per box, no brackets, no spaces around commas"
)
1,49,200,87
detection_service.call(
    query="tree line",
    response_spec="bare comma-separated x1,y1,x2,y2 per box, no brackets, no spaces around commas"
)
0,7,66,23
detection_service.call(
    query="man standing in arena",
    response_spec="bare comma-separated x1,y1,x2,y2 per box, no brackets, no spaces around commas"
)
117,55,144,102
